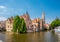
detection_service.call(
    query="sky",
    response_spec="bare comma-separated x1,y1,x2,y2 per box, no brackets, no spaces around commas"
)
0,0,60,24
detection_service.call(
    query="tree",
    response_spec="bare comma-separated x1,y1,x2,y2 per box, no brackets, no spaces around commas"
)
22,19,27,33
13,15,21,32
13,15,27,33
19,18,27,33
50,17,60,29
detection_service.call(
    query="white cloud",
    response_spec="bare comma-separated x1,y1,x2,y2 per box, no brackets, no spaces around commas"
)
0,17,7,21
0,5,11,15
0,6,7,14
0,6,6,9
0,5,26,21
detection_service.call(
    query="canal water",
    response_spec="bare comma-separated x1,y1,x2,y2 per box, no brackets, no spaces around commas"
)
0,31,60,42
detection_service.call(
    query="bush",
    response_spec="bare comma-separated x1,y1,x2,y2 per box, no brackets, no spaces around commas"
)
50,17,60,29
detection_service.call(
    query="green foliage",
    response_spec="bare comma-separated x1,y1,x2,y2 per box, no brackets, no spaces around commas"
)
19,18,27,33
50,17,60,29
13,15,21,32
13,15,27,33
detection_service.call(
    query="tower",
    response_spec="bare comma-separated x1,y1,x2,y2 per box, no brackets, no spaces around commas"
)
42,11,45,24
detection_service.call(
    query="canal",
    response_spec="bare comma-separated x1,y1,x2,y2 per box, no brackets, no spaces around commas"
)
0,31,59,42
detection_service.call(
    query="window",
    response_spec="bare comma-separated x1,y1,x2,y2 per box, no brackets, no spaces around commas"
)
8,26,9,28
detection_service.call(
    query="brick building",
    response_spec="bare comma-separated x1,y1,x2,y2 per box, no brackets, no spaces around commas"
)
5,11,49,32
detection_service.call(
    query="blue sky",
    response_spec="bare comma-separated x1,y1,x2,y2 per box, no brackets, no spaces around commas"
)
0,0,60,24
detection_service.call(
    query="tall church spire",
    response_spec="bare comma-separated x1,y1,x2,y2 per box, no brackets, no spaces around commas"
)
42,11,45,24
26,11,28,14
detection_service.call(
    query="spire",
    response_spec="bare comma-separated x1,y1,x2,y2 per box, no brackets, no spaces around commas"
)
26,11,29,16
25,11,30,19
26,11,28,14
42,11,44,18
42,11,45,24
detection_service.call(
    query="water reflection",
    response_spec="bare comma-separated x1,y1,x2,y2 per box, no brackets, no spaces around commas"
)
44,31,57,42
0,31,60,42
